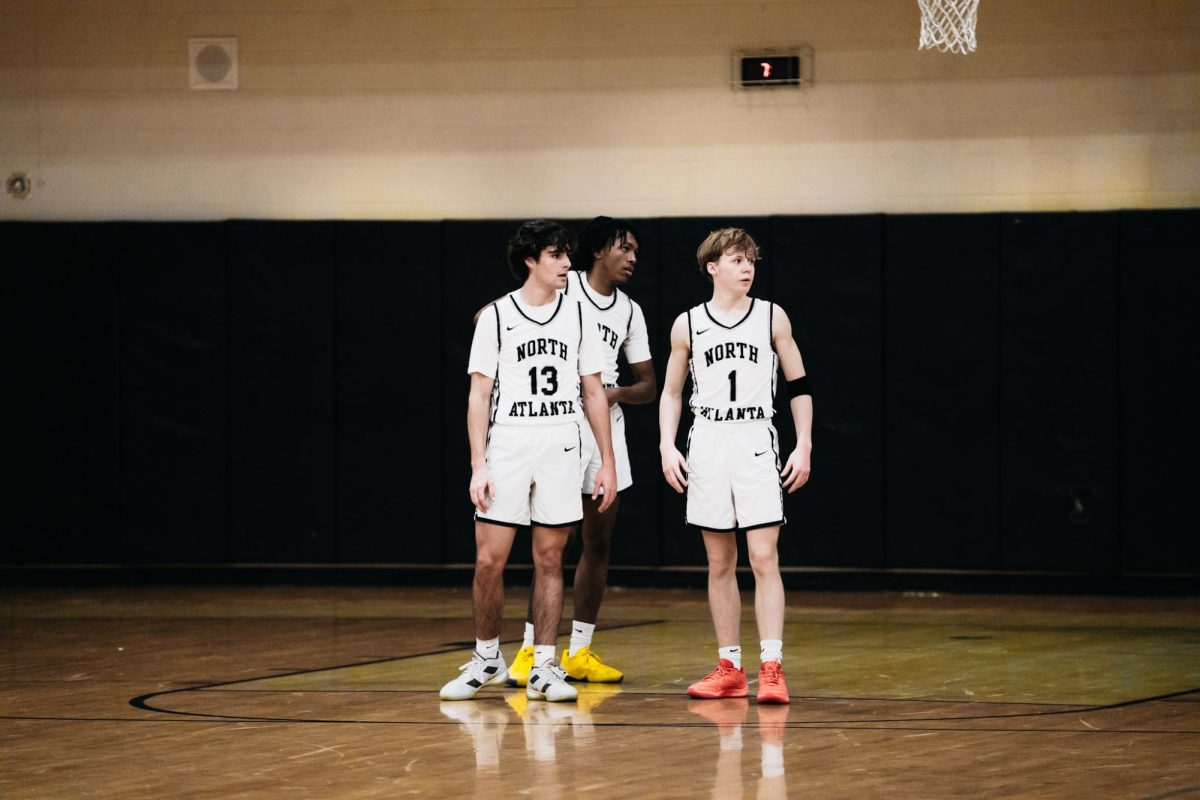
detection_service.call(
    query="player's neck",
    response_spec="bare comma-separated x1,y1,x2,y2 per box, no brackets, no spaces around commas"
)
709,286,751,314
584,268,615,297
518,281,557,307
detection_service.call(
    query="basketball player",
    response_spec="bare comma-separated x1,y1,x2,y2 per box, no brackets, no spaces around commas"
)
505,217,656,687
441,219,617,703
658,227,812,704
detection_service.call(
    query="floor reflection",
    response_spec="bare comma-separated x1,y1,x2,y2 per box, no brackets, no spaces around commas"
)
688,699,790,799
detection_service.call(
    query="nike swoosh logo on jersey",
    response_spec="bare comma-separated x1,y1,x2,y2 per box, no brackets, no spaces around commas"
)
506,324,521,331
696,328,710,335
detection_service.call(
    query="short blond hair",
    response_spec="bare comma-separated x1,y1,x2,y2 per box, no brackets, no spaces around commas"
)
696,228,760,278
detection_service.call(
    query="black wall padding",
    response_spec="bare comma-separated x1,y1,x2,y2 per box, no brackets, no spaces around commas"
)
770,215,885,568
605,219,663,567
884,215,1001,569
118,223,228,563
1119,209,1200,574
3,223,120,562
439,220,537,564
656,217,765,566
334,222,444,563
1000,213,1119,571
226,221,336,562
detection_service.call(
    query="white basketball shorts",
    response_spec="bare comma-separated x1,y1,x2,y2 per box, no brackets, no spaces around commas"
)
476,422,583,528
685,421,785,532
580,404,633,495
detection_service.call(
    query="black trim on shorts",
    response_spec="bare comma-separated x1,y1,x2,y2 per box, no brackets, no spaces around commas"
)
742,518,787,533
474,515,520,528
685,518,786,533
530,517,584,529
686,521,739,533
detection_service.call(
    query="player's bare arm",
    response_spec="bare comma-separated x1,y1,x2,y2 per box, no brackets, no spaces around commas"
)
772,303,813,493
581,372,618,512
658,313,692,493
471,297,506,326
607,359,657,406
466,371,495,513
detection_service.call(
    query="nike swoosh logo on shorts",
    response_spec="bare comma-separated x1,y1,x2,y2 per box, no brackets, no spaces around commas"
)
754,450,768,457
564,445,576,452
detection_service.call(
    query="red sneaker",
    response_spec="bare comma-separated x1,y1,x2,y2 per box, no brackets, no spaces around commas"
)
756,660,790,704
687,659,748,699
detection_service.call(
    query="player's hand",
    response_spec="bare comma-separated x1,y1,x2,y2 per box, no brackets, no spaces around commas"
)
469,467,494,513
780,448,810,493
660,446,690,494
593,462,618,513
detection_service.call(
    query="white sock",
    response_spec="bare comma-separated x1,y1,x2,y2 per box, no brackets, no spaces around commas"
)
534,644,556,669
522,622,535,649
760,639,783,665
568,620,595,656
476,637,500,660
719,645,742,669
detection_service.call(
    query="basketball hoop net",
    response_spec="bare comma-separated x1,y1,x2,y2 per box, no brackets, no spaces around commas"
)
918,0,979,54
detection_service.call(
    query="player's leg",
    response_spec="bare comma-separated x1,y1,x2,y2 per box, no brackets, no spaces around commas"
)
745,525,784,643
441,521,517,700
747,525,789,704
561,493,624,682
685,425,748,698
527,524,577,702
561,409,626,682
687,530,748,699
733,425,790,704
525,422,583,702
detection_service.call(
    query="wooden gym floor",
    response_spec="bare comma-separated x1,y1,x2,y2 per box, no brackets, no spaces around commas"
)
1,584,1198,798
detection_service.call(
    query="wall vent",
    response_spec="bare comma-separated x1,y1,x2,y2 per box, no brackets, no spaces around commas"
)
188,38,238,90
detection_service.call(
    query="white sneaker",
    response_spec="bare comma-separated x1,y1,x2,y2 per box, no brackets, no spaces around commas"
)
526,662,579,702
439,652,508,700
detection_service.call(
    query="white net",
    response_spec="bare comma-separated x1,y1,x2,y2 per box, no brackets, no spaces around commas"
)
918,0,979,54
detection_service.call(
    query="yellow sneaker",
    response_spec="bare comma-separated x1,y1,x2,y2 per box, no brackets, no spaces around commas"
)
506,645,534,687
560,646,624,683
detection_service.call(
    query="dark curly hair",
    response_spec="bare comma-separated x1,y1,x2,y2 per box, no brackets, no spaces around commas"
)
574,216,641,272
506,219,575,282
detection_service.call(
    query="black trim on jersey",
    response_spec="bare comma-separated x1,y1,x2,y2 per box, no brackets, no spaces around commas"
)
625,298,634,339
493,302,502,349
509,293,565,326
572,270,620,312
702,298,756,330
686,308,699,394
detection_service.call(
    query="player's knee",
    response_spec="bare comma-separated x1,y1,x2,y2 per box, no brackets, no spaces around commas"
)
747,543,779,575
474,549,508,579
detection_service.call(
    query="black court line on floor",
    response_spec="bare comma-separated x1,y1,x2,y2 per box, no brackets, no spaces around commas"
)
127,619,664,714
122,614,1200,731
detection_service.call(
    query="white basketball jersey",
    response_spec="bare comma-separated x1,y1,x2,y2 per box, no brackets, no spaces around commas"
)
564,270,650,389
687,298,778,423
486,293,588,426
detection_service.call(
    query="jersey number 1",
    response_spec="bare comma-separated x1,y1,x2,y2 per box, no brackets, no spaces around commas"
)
529,366,559,396
728,369,737,402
